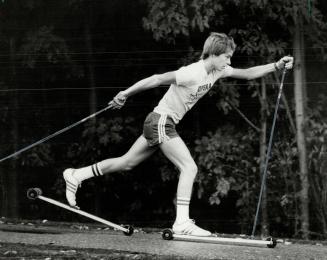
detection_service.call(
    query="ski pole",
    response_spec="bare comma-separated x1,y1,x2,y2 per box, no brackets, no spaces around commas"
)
0,106,111,163
251,68,287,237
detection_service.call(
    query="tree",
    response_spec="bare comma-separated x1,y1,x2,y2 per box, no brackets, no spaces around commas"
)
286,0,326,239
293,12,310,239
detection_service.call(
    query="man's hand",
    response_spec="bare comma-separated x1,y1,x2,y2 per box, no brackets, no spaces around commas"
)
108,91,127,109
276,56,294,70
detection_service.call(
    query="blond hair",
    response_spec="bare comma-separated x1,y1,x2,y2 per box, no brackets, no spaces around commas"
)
200,32,236,59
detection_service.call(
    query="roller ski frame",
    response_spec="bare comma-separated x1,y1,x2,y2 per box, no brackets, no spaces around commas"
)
162,229,277,248
27,187,134,236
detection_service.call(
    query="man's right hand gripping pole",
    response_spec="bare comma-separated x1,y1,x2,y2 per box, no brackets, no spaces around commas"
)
108,91,128,110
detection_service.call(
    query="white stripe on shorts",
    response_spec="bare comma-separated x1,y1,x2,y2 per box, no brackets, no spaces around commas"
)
158,114,165,143
162,115,169,141
158,114,169,143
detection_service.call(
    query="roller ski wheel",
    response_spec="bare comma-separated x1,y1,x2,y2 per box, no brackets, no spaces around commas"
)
123,225,134,236
266,237,277,248
162,229,174,240
27,188,42,200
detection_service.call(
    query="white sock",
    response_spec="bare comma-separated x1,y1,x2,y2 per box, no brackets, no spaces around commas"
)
175,197,190,224
74,163,103,182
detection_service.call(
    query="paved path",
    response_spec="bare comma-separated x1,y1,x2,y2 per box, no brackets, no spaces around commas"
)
1,224,327,259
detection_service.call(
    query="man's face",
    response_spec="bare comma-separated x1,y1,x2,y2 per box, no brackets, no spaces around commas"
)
212,49,234,71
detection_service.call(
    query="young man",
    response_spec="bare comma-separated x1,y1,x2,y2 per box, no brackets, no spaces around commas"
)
63,32,293,236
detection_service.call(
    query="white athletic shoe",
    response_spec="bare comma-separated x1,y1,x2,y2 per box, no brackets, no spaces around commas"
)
63,168,80,209
172,219,212,236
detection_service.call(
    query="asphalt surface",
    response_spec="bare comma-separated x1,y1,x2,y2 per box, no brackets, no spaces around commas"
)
1,223,327,260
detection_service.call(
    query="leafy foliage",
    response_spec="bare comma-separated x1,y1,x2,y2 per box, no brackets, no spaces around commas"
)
193,124,303,235
194,126,258,219
307,107,327,237
19,26,81,80
143,0,223,43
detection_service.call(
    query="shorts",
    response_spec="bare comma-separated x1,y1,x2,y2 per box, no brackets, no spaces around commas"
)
143,112,179,147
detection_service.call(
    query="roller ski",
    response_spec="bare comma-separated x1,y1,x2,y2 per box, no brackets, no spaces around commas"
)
162,227,277,248
27,187,134,236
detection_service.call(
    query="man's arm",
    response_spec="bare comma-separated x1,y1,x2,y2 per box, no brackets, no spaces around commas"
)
230,56,293,80
108,71,176,109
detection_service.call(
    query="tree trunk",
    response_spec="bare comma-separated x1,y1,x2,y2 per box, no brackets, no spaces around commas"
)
259,77,268,236
319,146,327,234
84,3,97,115
84,2,101,216
293,15,309,239
2,37,20,218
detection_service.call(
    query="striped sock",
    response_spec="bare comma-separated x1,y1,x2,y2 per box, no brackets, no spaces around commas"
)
176,197,190,224
74,163,103,182
91,163,103,177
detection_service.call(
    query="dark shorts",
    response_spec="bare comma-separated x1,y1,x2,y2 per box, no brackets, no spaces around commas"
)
143,112,179,147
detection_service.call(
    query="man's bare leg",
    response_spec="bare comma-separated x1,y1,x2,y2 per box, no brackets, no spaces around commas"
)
64,135,157,207
159,137,211,236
